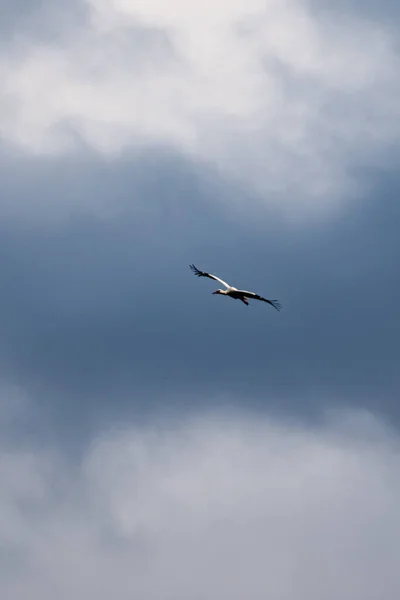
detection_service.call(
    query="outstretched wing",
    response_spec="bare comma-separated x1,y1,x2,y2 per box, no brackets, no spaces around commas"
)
239,290,282,311
189,264,231,289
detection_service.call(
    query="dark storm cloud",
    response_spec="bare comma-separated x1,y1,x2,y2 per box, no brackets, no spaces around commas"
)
0,148,399,432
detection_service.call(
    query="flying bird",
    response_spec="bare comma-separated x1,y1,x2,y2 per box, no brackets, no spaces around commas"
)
189,264,281,311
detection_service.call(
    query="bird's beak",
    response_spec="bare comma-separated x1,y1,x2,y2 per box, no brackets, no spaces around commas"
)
212,291,218,295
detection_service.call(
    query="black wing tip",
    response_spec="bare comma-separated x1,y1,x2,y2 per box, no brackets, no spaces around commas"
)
255,295,282,311
272,300,282,312
262,297,282,311
189,263,203,277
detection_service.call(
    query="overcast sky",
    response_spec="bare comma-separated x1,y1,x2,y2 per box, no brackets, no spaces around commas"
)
1,1,400,599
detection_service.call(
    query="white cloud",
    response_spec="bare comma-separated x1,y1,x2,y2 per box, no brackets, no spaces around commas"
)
1,407,400,599
1,0,400,217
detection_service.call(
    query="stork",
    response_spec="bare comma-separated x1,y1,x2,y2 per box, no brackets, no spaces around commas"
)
189,264,281,311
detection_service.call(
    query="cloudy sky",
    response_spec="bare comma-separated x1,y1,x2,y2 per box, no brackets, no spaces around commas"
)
1,0,400,598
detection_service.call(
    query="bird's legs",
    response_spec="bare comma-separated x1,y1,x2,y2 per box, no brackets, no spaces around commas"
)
240,297,249,306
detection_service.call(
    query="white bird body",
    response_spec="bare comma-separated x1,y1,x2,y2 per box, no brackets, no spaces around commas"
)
189,264,281,311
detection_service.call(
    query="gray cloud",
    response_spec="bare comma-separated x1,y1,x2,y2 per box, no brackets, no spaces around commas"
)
0,0,89,46
1,409,400,600
2,0,399,212
309,0,400,25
